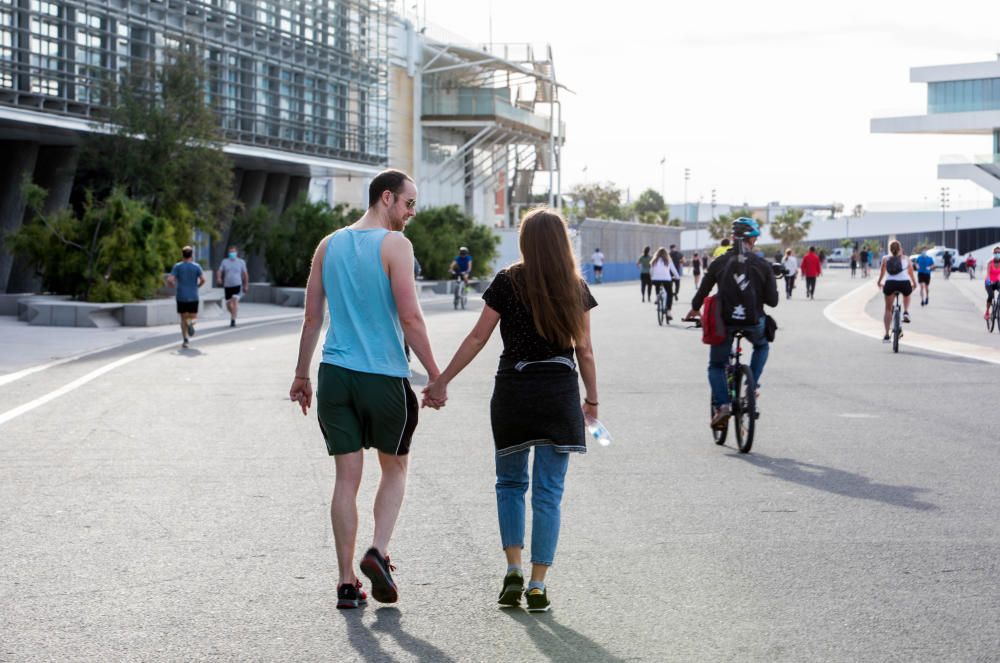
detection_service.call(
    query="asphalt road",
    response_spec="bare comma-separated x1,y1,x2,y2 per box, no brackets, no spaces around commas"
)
1,271,998,662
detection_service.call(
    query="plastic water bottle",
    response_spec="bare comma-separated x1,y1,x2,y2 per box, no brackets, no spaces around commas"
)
585,417,612,447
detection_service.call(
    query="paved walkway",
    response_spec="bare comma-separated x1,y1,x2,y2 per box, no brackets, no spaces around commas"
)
2,268,998,661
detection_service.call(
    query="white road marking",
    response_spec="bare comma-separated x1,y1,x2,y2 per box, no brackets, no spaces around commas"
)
0,317,298,428
0,313,300,387
823,281,1000,365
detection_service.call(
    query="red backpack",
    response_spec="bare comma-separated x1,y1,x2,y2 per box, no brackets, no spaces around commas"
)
701,295,727,345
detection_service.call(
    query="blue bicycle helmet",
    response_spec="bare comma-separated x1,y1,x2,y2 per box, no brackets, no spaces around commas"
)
732,216,761,238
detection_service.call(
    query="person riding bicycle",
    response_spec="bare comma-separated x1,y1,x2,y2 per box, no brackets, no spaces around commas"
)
686,217,779,430
450,247,473,284
984,247,1000,321
876,240,917,343
650,246,680,318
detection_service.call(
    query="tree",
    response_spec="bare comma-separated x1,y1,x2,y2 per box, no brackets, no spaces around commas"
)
634,188,666,216
569,182,624,219
264,197,357,287
706,216,732,241
769,208,812,249
403,206,500,280
76,48,234,242
9,184,176,302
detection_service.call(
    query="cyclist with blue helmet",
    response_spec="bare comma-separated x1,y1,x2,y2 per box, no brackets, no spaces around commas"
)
687,217,779,430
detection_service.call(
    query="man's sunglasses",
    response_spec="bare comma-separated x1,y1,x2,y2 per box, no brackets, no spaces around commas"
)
393,193,417,209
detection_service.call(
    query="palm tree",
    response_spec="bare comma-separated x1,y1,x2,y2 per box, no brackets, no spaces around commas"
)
769,208,811,249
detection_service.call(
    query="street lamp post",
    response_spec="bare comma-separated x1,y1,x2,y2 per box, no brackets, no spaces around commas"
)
684,167,691,249
940,186,950,247
710,188,716,253
955,215,960,252
660,156,666,205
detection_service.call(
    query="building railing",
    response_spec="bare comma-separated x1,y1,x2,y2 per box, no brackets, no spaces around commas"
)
422,87,555,135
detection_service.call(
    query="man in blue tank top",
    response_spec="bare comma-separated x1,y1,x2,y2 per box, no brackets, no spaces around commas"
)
289,169,445,609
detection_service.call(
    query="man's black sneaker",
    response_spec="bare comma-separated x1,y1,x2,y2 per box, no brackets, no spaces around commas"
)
360,547,398,603
902,312,911,323
525,587,550,613
182,339,189,348
882,334,890,343
497,570,524,607
187,321,196,336
230,319,236,327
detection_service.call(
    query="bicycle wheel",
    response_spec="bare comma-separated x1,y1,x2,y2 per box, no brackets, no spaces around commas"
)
461,288,468,310
657,298,665,326
453,289,459,310
892,307,901,353
711,402,727,445
990,299,999,333
733,365,755,453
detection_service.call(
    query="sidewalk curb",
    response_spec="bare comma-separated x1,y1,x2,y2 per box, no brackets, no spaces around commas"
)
823,281,1000,365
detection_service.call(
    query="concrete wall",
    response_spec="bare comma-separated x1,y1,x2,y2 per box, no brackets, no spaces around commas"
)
576,219,682,284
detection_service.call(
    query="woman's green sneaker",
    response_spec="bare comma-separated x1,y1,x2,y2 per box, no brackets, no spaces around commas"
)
526,587,550,613
497,570,524,607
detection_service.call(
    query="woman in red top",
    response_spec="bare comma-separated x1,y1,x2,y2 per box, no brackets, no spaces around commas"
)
800,246,822,300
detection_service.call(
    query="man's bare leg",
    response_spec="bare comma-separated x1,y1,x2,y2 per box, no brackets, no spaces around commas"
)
331,451,364,584
371,451,408,555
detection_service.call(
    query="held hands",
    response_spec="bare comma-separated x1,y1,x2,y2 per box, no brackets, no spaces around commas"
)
582,400,598,421
421,379,448,410
289,376,313,415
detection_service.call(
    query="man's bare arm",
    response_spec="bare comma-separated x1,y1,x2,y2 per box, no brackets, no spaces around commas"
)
383,233,441,380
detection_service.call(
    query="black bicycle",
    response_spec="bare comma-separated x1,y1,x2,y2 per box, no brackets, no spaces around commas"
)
655,285,670,326
988,287,1000,334
711,330,756,453
890,292,903,352
452,273,469,310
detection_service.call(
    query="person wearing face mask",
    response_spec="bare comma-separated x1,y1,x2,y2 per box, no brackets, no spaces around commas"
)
985,247,1000,321
217,246,249,327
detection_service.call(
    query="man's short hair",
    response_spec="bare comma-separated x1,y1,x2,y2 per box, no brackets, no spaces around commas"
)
720,238,730,246
669,244,676,250
368,169,413,208
182,246,193,259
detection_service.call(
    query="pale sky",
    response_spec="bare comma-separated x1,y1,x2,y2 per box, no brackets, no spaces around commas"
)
409,0,1000,212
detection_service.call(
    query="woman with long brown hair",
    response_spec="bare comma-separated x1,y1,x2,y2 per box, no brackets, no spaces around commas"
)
424,208,599,613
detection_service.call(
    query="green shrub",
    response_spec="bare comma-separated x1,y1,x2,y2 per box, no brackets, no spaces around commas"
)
8,186,176,302
404,205,499,280
265,197,358,287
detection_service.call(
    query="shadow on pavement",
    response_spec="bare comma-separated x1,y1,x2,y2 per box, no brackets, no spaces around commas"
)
175,347,204,358
734,453,938,511
340,608,397,663
501,609,626,662
369,608,457,662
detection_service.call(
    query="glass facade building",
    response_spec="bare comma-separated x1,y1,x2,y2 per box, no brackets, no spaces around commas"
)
0,0,389,164
927,78,1000,115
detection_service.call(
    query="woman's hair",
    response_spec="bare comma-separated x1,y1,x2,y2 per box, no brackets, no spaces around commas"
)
784,248,793,257
508,208,586,349
652,247,669,264
642,246,650,256
889,240,901,256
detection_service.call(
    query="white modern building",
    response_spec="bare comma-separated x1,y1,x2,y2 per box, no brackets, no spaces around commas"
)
871,56,1000,207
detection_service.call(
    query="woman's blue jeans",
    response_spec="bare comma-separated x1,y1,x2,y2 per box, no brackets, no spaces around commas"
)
495,444,570,566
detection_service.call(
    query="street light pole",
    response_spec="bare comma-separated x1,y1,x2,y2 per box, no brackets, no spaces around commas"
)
684,167,691,249
710,188,717,254
955,215,960,252
940,186,950,247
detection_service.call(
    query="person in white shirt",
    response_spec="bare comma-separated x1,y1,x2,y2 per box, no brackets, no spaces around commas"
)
650,246,680,318
781,248,799,300
217,245,249,327
591,248,605,284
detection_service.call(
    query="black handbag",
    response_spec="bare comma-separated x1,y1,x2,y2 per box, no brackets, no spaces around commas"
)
764,314,778,342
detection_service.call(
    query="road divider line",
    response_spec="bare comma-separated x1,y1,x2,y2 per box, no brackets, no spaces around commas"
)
0,312,302,387
823,281,1000,365
0,317,299,428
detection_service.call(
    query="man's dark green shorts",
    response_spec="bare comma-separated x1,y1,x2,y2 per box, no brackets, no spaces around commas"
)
317,363,418,456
